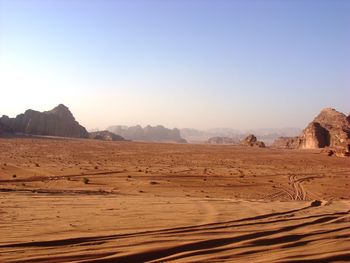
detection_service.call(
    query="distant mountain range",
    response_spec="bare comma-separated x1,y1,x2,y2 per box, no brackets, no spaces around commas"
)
7,104,346,149
0,103,301,145
107,125,187,143
180,127,302,145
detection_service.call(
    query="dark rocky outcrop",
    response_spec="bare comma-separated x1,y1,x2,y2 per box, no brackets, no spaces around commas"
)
108,125,187,143
89,130,125,141
0,121,13,135
207,137,236,144
272,108,350,157
240,134,265,148
0,104,89,138
310,200,322,207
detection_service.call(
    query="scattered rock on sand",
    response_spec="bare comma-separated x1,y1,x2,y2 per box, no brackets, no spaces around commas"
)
311,200,322,207
321,148,334,157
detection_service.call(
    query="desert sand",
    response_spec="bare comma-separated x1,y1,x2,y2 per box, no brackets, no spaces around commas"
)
0,138,349,262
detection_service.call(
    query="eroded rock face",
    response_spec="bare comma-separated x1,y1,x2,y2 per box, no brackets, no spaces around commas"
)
272,108,350,156
89,130,125,141
240,134,265,148
299,122,330,149
0,104,89,138
298,108,349,154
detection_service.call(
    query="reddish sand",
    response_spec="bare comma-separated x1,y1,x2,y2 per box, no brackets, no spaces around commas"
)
0,138,349,262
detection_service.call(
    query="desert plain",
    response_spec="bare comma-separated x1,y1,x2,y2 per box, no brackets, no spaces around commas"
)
0,138,350,262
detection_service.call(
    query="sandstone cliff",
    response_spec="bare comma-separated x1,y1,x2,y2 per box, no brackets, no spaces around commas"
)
299,108,349,150
0,104,89,138
272,108,350,156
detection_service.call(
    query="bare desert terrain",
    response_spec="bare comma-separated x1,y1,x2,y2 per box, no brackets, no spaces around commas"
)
0,138,350,262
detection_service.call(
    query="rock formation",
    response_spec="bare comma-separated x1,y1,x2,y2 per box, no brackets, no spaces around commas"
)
299,122,330,149
180,127,300,144
207,137,236,144
300,108,349,150
0,104,89,138
272,108,350,156
0,122,13,136
271,136,301,149
240,134,265,148
89,130,125,141
108,125,187,143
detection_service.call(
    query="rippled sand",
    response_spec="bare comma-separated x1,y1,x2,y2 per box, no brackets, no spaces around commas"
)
0,138,349,262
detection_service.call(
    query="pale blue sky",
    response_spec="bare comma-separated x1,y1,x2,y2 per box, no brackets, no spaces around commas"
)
0,0,349,130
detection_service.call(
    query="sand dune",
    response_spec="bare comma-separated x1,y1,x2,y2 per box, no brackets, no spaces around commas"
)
0,138,349,262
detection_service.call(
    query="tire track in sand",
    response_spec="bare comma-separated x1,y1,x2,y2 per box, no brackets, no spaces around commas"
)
288,175,323,201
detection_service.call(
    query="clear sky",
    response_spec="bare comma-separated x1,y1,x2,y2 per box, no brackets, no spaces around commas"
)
0,0,349,130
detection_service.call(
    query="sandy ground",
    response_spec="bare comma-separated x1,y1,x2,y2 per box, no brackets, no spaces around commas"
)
0,138,349,262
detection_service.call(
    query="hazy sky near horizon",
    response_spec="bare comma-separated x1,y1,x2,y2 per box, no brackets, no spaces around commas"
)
0,0,349,130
